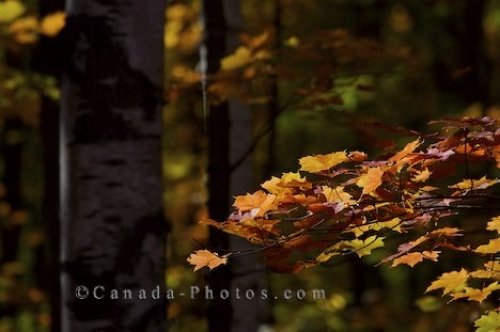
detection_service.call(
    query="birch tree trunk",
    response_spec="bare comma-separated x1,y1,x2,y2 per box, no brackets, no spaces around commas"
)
60,1,167,331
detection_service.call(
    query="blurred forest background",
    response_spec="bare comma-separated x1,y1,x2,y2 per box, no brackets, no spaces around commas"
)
0,0,499,331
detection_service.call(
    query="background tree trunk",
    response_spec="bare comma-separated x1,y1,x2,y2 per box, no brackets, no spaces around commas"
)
201,1,233,331
33,1,65,330
60,1,167,331
203,1,272,331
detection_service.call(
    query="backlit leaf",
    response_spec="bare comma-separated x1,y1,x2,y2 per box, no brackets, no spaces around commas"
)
474,238,500,254
187,250,228,271
451,282,500,302
426,269,468,295
486,216,500,234
389,139,421,163
449,176,499,190
299,151,348,173
346,235,385,257
391,251,440,268
356,167,384,196
474,311,500,332
412,168,432,183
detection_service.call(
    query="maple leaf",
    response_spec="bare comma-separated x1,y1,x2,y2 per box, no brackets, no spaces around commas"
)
356,167,384,196
391,251,440,268
451,282,500,302
321,186,355,208
449,176,499,190
389,139,421,163
474,238,500,254
233,191,277,217
346,235,385,257
426,269,468,295
350,217,402,238
40,11,65,37
486,216,500,234
412,168,432,183
474,311,500,332
279,172,312,190
299,151,348,173
262,176,288,194
470,261,500,280
187,250,228,271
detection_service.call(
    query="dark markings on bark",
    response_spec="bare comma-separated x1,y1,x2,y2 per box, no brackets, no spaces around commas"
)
61,1,168,331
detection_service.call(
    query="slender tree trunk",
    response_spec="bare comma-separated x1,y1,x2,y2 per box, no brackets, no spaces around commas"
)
462,0,491,111
33,1,65,330
201,1,233,331
60,1,167,331
224,2,273,331
203,1,273,330
265,0,281,179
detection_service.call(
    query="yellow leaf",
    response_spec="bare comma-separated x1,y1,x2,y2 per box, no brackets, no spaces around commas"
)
487,216,500,234
346,235,385,257
221,46,252,71
316,242,343,263
321,186,355,207
457,282,500,302
0,0,25,23
474,238,500,254
40,11,65,37
351,217,401,238
261,176,293,194
449,176,499,190
356,167,384,196
279,172,311,190
299,151,348,173
426,269,468,295
412,168,432,183
187,250,228,271
391,251,440,268
470,261,500,280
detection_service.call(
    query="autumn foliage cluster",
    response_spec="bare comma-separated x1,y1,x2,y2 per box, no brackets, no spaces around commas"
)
189,117,499,330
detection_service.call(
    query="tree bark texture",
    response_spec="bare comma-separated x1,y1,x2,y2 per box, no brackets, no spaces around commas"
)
60,1,167,331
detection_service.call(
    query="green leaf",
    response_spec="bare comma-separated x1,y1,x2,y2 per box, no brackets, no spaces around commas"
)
474,311,500,332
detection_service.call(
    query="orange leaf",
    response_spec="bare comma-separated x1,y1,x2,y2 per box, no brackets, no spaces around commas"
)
389,139,421,162
233,190,276,216
187,250,228,271
391,251,440,268
356,167,384,196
